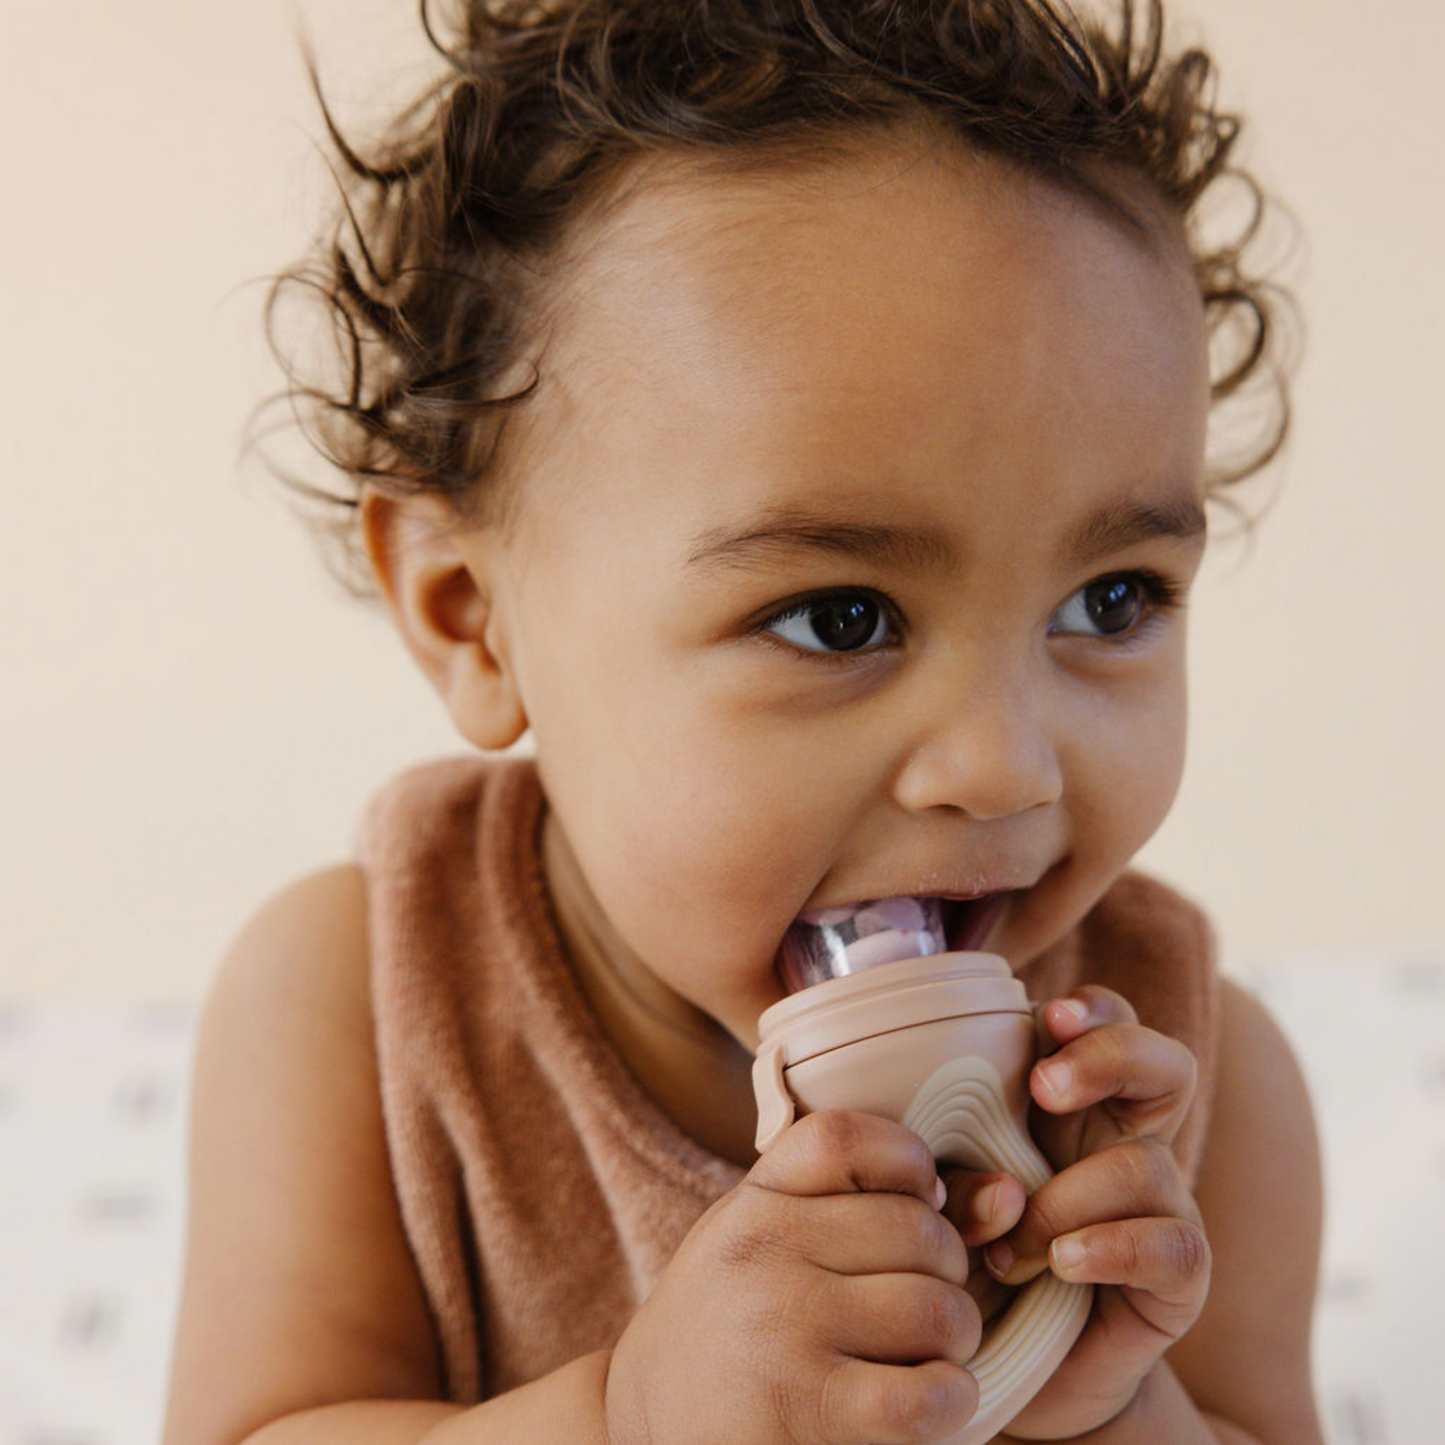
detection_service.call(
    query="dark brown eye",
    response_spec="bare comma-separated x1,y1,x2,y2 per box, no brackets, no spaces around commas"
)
811,596,881,650
1051,573,1156,638
763,592,893,653
1083,576,1142,634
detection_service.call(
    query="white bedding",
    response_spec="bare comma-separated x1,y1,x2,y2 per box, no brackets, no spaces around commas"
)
1,950,1440,1445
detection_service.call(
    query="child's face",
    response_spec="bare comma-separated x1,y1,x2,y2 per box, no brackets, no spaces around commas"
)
462,132,1209,1053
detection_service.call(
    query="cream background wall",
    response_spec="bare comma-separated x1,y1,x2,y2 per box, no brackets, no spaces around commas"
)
3,0,1441,1000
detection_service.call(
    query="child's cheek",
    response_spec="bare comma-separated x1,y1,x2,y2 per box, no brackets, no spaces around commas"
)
1074,664,1188,855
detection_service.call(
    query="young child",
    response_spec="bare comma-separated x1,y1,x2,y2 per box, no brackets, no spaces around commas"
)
163,2,1323,1442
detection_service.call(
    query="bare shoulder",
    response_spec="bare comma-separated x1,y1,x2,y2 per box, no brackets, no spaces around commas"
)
1168,977,1325,1444
163,865,441,1445
195,863,373,1046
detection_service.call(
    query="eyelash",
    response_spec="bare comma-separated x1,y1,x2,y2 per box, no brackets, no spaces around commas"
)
753,569,1186,661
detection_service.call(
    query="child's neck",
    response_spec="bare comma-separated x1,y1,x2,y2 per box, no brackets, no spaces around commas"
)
541,811,760,1169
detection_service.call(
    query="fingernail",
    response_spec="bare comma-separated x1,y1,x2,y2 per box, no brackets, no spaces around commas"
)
985,1241,1013,1277
1037,1059,1071,1100
934,1176,948,1210
979,1181,1005,1221
1052,1236,1087,1273
1056,997,1089,1022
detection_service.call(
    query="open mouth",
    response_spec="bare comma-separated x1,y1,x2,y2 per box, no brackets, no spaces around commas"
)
942,892,1010,953
779,892,1011,992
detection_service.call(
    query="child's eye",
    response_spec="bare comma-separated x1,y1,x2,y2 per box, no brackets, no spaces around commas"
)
1049,570,1182,640
760,590,899,655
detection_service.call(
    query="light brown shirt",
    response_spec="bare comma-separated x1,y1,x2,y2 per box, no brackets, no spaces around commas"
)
357,756,1218,1403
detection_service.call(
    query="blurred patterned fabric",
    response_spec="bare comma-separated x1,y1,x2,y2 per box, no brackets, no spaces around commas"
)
0,950,1440,1445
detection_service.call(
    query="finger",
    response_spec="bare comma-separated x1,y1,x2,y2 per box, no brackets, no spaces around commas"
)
1037,985,1139,1052
940,1169,1027,1247
802,1190,969,1285
818,1357,979,1445
750,1110,944,1209
1030,1023,1198,1146
1048,1216,1211,1335
985,1138,1195,1286
825,1271,982,1368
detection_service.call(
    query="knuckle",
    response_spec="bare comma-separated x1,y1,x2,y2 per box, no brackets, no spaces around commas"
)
1020,1182,1070,1246
1150,1034,1199,1104
1115,1225,1144,1277
920,1195,963,1260
1118,1137,1178,1204
1092,1026,1133,1089
1165,1219,1211,1284
800,1108,867,1168
947,1284,983,1357
892,1365,975,1443
714,1222,778,1276
1077,984,1134,1023
811,1364,851,1444
803,1108,936,1194
1176,1044,1200,1100
715,1191,792,1275
768,1356,820,1442
917,1279,972,1350
907,1129,939,1179
940,1217,971,1282
893,1120,939,1181
863,1368,934,1442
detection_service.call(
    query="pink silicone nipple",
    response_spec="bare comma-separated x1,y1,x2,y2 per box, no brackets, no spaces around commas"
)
779,896,947,993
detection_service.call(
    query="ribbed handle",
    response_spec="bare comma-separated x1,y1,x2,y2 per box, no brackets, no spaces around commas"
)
901,1056,1092,1445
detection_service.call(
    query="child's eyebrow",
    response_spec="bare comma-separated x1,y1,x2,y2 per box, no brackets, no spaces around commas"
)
685,513,956,574
1062,494,1208,566
684,493,1206,574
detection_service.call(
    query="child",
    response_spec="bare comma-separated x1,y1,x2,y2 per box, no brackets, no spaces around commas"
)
164,1,1323,1441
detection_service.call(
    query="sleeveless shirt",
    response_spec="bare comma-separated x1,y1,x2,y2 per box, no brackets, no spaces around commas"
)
356,755,1219,1404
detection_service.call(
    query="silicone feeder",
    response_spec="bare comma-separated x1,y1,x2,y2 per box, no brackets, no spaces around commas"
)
753,901,1092,1445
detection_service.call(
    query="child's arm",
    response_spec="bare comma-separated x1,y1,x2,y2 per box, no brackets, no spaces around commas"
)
161,865,454,1445
1162,980,1324,1443
163,867,982,1445
163,867,633,1445
948,980,1323,1444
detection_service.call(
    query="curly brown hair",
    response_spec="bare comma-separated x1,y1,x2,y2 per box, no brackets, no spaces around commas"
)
261,0,1292,597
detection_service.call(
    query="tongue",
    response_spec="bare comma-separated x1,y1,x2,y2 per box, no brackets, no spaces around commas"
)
779,896,948,993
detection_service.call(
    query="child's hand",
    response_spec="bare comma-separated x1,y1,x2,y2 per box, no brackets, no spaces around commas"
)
942,986,1210,1440
605,1110,982,1445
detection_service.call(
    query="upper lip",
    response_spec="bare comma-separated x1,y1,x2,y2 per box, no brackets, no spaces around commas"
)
827,878,1041,908
794,857,1059,920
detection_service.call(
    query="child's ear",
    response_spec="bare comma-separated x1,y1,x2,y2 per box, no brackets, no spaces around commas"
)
360,488,528,751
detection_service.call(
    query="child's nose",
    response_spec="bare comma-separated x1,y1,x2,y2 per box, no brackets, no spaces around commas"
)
890,678,1064,821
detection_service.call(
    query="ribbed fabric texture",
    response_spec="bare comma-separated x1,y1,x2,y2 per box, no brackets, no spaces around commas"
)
356,755,1218,1404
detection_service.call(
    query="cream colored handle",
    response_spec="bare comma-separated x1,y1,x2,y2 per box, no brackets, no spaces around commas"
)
901,1057,1093,1445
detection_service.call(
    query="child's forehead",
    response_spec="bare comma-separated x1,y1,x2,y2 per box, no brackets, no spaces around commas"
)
545,131,1200,401
571,130,1072,291
496,130,1208,561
